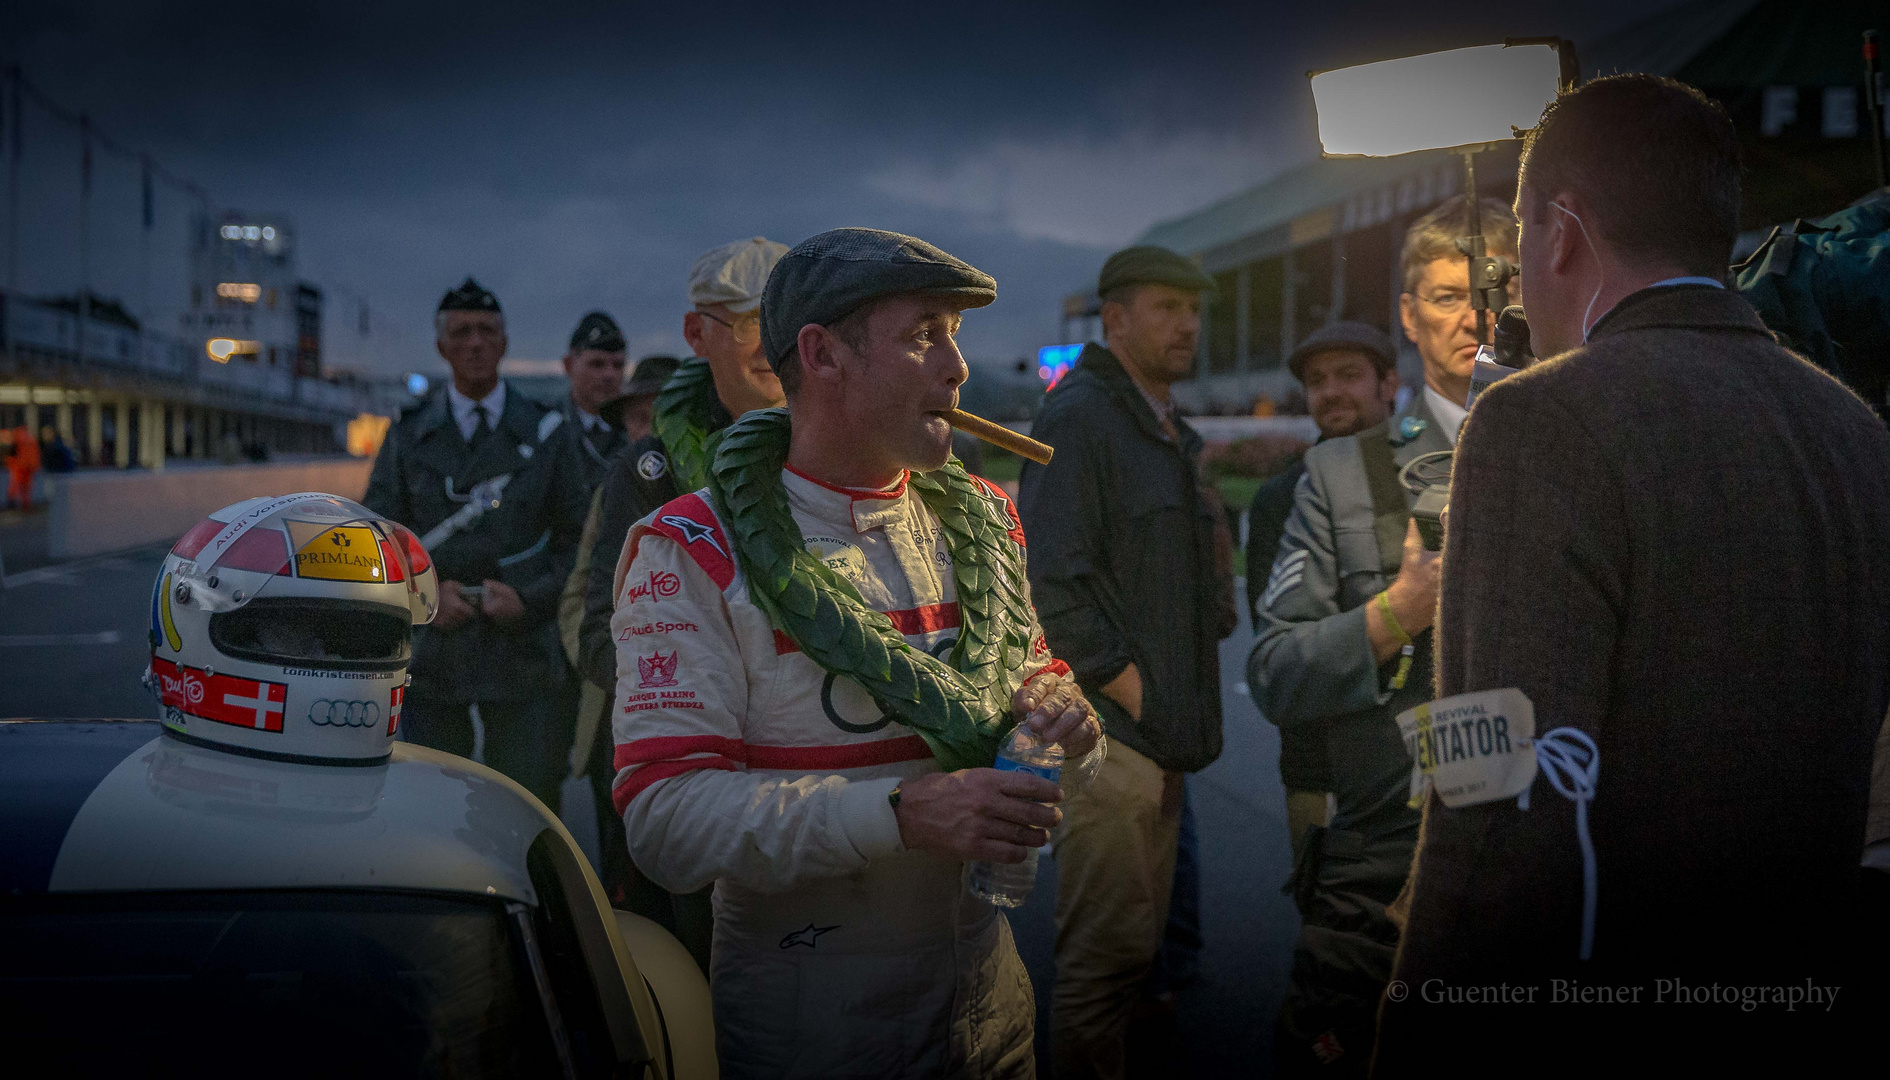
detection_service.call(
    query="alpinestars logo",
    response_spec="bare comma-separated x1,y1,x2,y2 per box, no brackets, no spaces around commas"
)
637,650,680,688
659,514,727,557
778,923,839,949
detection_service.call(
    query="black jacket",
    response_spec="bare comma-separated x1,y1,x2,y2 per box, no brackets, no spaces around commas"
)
577,393,734,692
555,395,629,494
363,383,588,703
1018,344,1225,773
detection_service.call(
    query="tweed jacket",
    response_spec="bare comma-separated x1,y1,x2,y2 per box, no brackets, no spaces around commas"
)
1377,284,1890,1061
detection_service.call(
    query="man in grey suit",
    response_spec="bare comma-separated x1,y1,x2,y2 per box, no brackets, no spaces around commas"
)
1249,199,1516,1075
1377,74,1890,1066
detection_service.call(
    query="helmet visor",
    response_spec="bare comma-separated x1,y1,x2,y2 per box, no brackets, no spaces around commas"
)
208,598,411,672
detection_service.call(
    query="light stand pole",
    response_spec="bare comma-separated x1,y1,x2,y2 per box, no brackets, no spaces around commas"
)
1456,144,1514,347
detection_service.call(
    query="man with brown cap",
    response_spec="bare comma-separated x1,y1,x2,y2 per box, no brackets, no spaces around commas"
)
1017,245,1234,1080
609,227,1102,1077
1245,321,1401,863
1245,313,1442,1076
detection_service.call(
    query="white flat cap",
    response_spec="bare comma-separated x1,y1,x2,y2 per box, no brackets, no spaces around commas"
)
687,236,790,313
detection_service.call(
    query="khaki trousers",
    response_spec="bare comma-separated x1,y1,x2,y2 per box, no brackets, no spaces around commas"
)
1051,740,1184,1080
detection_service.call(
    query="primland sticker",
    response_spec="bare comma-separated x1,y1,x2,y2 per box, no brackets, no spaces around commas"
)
1398,688,1536,809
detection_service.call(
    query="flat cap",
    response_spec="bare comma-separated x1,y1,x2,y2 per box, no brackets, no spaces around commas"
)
569,311,625,353
761,227,996,370
439,276,501,314
689,237,789,313
600,355,681,428
1288,320,1395,380
1097,246,1214,298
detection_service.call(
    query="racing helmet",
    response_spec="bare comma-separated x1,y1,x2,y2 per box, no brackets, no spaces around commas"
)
145,493,438,763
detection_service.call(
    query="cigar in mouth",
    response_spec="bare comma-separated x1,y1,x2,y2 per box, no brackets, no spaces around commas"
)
945,408,1054,465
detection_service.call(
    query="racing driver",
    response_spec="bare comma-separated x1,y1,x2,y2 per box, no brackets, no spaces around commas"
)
608,228,1103,1077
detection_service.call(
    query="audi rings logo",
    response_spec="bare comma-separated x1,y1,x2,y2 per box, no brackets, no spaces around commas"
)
308,699,383,728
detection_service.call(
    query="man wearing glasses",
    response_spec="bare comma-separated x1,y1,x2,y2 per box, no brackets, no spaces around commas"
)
1247,199,1517,1075
569,237,788,964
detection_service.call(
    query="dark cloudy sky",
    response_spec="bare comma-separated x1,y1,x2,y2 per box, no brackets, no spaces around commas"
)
10,0,1675,378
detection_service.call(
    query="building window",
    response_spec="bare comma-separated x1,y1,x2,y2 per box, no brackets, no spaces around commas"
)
1761,86,1798,137
1247,259,1284,369
1823,86,1858,138
1207,271,1239,374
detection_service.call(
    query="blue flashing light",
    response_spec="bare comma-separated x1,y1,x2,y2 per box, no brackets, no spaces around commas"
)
1036,343,1084,389
406,373,430,396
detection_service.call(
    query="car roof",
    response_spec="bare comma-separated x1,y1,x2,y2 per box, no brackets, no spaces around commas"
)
1,719,556,904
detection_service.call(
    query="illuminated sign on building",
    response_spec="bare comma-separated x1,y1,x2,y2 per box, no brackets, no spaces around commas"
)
217,282,263,302
1036,343,1084,389
206,338,262,363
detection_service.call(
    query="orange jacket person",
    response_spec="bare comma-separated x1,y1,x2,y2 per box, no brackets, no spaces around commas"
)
6,425,40,509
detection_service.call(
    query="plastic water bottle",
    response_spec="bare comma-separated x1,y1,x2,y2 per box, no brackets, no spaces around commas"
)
968,726,1063,907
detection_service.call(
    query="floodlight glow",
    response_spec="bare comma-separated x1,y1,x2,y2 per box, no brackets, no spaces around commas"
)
1311,43,1562,157
406,373,430,396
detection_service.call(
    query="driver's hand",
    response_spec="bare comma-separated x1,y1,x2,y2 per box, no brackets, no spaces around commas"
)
1014,672,1101,761
434,581,475,630
891,768,1062,864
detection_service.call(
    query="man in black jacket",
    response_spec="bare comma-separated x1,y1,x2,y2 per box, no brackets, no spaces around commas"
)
1019,245,1233,1080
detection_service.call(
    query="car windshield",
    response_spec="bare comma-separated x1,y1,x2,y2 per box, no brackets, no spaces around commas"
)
0,890,562,1079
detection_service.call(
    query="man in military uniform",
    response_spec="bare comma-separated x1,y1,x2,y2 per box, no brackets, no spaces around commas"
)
556,311,631,490
1244,321,1403,863
1247,198,1515,1075
363,278,588,807
567,238,787,956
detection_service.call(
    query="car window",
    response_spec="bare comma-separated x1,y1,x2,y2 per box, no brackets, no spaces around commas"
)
0,890,563,1079
526,830,627,1078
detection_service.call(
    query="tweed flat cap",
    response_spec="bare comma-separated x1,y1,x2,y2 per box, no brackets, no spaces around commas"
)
760,228,996,369
689,237,790,313
1097,246,1214,298
569,311,625,353
1288,320,1395,380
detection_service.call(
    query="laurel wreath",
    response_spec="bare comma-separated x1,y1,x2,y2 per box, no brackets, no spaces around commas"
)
706,408,1033,770
653,356,724,492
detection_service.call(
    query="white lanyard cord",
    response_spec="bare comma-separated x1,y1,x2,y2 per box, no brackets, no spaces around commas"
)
1518,726,1601,961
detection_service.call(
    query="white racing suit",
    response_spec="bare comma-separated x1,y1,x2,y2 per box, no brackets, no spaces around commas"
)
609,466,1096,1079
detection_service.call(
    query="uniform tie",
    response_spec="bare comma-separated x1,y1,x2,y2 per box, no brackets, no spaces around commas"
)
469,403,492,449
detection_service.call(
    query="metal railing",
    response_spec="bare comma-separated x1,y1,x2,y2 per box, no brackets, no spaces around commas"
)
2,290,407,418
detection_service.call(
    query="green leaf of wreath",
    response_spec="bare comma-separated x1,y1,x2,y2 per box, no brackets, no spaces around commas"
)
705,408,1033,771
653,357,724,493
